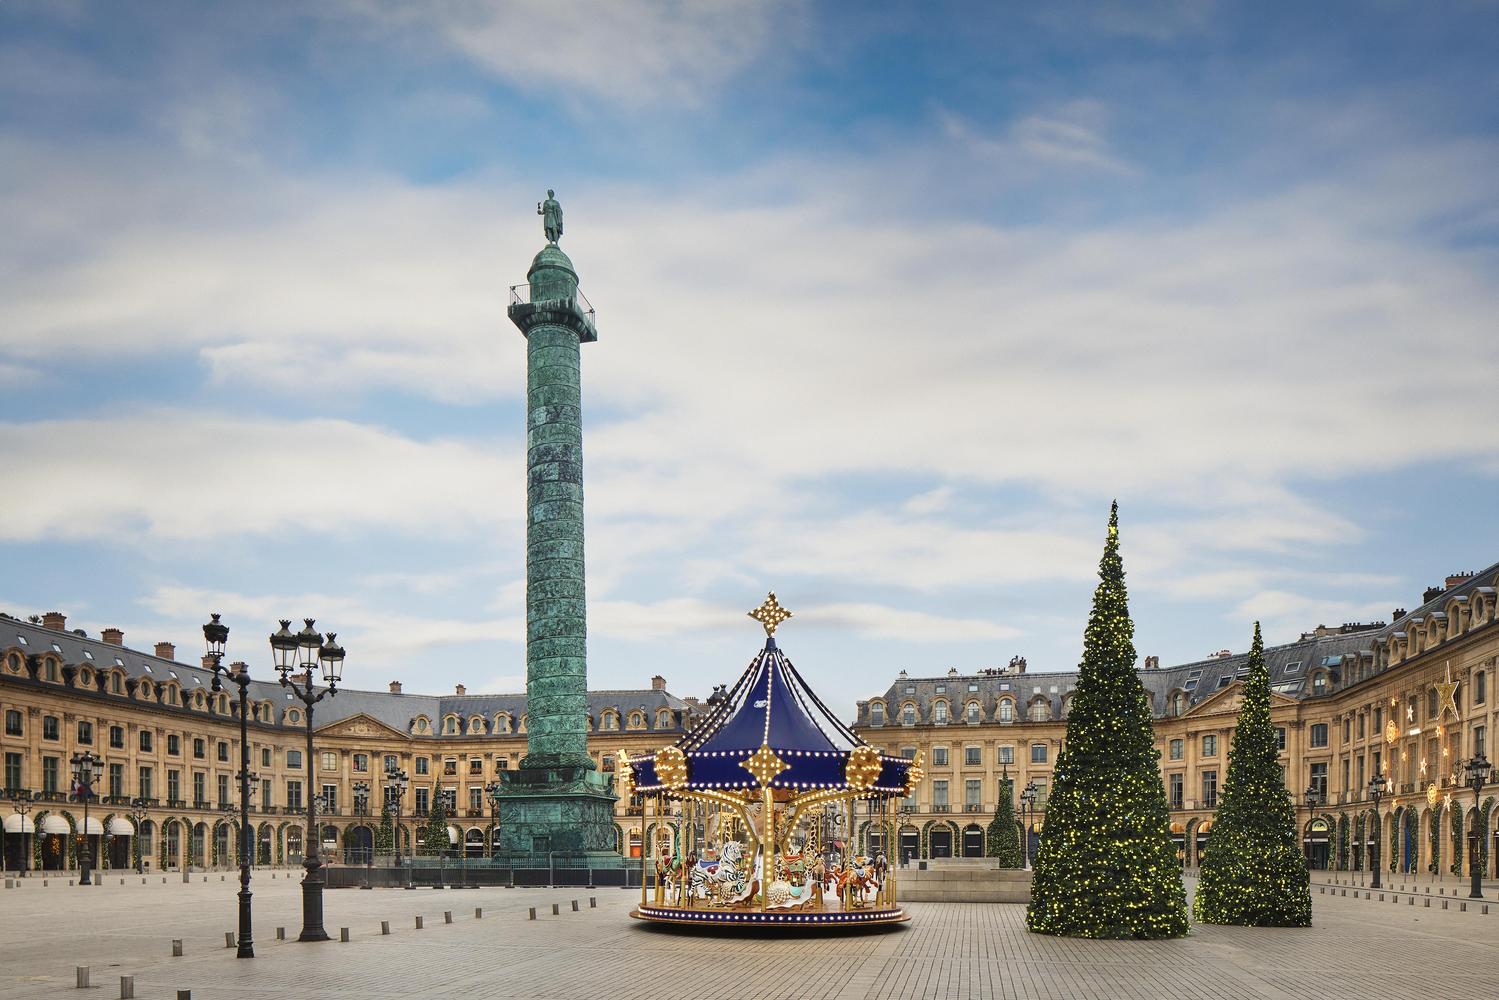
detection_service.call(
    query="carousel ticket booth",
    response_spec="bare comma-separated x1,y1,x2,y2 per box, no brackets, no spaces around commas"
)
627,594,916,929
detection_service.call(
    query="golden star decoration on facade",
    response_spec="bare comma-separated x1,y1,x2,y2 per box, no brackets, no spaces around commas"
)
654,745,689,790
845,745,884,792
1420,756,1427,775
1435,661,1461,722
748,592,793,637
741,743,789,787
1385,719,1400,744
1427,783,1439,807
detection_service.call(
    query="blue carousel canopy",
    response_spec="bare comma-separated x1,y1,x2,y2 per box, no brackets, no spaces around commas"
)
628,636,912,795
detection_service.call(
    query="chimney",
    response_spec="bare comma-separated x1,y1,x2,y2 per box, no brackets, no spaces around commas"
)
154,642,176,661
1214,649,1232,659
101,627,124,646
947,667,959,678
455,683,466,696
1445,571,1475,589
1391,608,1406,623
1423,585,1444,604
201,655,216,669
1144,655,1160,670
389,681,403,694
651,675,666,691
41,611,66,631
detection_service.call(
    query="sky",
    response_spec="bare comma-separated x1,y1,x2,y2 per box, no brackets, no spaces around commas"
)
2,1,1498,717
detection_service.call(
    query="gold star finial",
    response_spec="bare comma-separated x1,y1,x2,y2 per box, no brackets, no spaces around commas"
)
1435,661,1461,723
748,592,793,637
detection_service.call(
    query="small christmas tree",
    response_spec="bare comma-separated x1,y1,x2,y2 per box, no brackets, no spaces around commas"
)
1194,622,1311,925
376,802,394,857
1026,502,1188,939
986,776,1022,866
423,793,450,856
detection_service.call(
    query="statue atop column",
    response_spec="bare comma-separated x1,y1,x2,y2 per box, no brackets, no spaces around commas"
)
538,189,563,243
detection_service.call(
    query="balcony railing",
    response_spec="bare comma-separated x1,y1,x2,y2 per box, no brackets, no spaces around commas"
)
964,804,985,813
931,805,950,813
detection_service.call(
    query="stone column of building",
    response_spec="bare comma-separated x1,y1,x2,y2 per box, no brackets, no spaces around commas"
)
496,193,620,863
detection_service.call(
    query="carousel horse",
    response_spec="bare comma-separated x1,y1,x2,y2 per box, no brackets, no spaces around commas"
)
689,840,749,904
838,855,882,908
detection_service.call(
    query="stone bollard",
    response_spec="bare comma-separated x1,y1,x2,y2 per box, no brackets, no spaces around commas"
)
589,897,597,908
77,966,90,988
381,920,390,935
120,878,125,885
571,900,579,912
171,940,183,957
340,928,350,943
415,916,424,929
551,903,559,916
444,911,453,924
276,927,286,940
177,991,191,1000
120,975,135,999
475,908,483,919
225,931,235,948
182,872,189,884
528,907,536,920
43,879,48,886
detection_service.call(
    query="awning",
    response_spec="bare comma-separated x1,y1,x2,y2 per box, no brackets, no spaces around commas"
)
81,817,104,836
447,824,459,845
3,814,33,834
108,817,135,836
40,814,70,835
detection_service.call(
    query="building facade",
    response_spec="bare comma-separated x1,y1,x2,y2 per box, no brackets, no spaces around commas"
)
851,564,1499,876
0,614,696,873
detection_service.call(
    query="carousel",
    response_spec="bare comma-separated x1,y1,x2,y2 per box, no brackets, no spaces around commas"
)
625,594,918,928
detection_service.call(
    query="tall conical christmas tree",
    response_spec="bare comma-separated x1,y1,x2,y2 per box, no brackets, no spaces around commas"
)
986,776,1022,866
1193,622,1311,925
423,793,450,856
1026,503,1188,938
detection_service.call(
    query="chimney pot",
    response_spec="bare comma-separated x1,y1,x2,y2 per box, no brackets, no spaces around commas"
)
154,642,176,661
101,627,124,646
389,681,402,694
1144,655,1160,670
651,675,666,691
455,683,466,696
41,611,66,631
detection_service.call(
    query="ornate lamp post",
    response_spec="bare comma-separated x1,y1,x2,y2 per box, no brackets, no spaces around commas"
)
70,750,101,885
385,766,408,869
270,618,343,943
1463,753,1492,900
484,782,502,859
7,790,33,876
1020,780,1038,870
1368,774,1388,890
203,613,256,958
127,797,150,874
896,801,914,867
353,781,372,889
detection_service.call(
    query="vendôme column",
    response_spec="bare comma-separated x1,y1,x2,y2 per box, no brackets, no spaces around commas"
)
498,190,618,860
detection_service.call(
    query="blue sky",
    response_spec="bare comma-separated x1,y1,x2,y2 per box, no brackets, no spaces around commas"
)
2,1,1498,716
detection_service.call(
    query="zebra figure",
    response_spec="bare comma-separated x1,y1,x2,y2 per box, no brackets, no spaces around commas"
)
689,840,747,903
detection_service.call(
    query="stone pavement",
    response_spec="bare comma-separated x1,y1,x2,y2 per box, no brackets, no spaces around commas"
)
1,872,1496,999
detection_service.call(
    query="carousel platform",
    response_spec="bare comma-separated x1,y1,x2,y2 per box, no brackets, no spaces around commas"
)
630,903,909,928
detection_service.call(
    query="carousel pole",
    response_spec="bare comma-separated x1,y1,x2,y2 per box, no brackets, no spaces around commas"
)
761,787,774,911
639,794,648,909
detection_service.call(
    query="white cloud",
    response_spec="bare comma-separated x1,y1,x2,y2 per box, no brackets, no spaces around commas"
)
0,412,521,542
802,603,1021,642
340,0,798,107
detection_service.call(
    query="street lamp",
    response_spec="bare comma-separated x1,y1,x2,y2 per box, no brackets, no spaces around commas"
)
1020,780,1038,870
5,789,33,877
127,797,150,874
385,766,408,871
896,801,914,868
1463,753,1492,900
70,750,101,885
204,613,256,959
1368,774,1389,890
271,617,343,943
352,781,372,889
484,781,502,859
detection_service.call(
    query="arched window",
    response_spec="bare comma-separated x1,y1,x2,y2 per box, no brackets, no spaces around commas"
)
1170,691,1187,716
628,712,645,729
932,701,949,725
1027,699,1050,722
495,713,512,733
443,716,459,735
656,709,673,729
869,702,885,726
965,701,981,725
997,699,1014,723
602,711,619,731
901,703,916,726
468,716,485,735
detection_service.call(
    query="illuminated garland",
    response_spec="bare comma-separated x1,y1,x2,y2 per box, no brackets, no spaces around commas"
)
1193,622,1311,927
1025,503,1188,940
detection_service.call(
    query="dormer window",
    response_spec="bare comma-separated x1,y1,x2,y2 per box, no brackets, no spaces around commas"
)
901,704,916,726
869,703,885,726
932,701,949,725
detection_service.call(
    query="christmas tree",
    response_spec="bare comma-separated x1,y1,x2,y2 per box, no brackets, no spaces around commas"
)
986,776,1022,866
1193,622,1311,925
376,802,394,857
422,793,450,856
1026,502,1188,939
